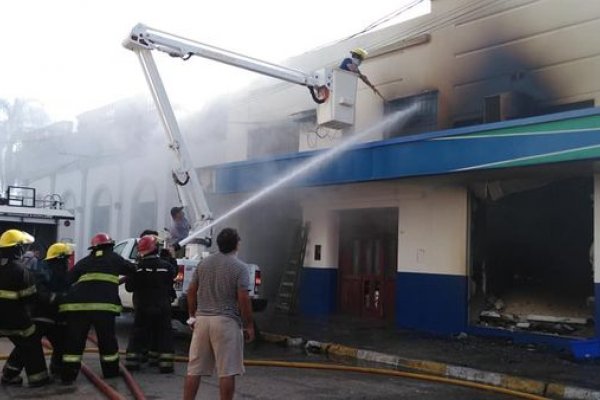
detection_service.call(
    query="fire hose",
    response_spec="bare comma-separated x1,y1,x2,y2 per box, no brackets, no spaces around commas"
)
41,339,126,400
87,334,147,400
2,346,549,400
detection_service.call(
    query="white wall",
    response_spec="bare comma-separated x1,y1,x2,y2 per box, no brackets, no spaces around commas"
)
220,0,600,164
301,180,468,276
398,186,468,276
28,148,179,259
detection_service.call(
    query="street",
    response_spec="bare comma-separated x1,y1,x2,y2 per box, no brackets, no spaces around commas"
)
0,313,521,399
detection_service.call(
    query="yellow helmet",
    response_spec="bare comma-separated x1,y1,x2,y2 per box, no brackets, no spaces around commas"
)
0,229,35,248
45,243,73,260
351,48,368,60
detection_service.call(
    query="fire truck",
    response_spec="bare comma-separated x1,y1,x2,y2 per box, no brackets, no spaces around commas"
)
0,185,76,264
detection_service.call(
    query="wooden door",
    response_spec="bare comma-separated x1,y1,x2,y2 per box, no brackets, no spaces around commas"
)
338,209,398,319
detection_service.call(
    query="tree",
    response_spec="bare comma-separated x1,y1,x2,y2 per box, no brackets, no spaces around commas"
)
0,98,50,191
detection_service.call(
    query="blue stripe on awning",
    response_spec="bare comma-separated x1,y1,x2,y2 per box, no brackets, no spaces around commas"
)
213,108,600,194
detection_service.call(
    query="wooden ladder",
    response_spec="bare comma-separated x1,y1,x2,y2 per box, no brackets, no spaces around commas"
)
275,222,310,314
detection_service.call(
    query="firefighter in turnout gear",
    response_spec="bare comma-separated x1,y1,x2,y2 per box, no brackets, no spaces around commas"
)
125,234,176,373
4,242,72,379
59,233,135,384
0,230,50,387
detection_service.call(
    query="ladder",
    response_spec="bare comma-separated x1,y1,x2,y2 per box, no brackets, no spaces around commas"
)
275,222,310,314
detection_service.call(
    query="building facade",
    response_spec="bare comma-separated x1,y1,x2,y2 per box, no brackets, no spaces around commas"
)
29,0,600,347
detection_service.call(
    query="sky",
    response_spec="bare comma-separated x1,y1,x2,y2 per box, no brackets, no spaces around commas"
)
0,0,429,121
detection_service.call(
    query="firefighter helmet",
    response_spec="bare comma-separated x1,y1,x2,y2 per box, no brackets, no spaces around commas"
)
350,48,368,60
89,233,114,249
137,235,158,257
45,242,73,260
0,229,35,248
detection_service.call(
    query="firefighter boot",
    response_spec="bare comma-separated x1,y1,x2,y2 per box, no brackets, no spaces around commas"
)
158,353,174,374
125,352,141,371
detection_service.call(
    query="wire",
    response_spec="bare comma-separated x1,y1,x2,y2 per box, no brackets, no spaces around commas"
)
368,0,500,51
343,0,426,41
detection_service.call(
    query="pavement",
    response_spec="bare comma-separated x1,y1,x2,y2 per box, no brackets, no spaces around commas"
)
0,314,519,399
257,311,600,400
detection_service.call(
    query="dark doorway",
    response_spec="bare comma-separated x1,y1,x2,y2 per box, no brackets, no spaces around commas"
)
469,177,594,336
338,208,398,320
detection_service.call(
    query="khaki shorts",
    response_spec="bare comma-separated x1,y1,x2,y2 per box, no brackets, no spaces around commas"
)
187,315,245,377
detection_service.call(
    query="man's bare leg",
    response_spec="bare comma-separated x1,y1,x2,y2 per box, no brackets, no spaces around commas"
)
183,375,201,400
219,376,235,400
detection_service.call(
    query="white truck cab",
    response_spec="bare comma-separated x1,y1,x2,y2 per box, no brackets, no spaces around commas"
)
114,237,266,320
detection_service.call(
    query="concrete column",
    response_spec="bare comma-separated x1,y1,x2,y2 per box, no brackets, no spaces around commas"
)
304,208,339,269
396,186,469,334
299,206,339,316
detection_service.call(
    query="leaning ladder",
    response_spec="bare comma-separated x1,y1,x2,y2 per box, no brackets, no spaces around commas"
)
275,222,310,314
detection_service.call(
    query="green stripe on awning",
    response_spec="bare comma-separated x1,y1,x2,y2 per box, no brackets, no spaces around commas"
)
441,115,600,140
459,144,600,171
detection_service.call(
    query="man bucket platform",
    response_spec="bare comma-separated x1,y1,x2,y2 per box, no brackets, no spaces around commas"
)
59,233,135,384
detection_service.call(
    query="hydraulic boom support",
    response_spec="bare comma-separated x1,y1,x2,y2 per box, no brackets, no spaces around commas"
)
124,24,352,252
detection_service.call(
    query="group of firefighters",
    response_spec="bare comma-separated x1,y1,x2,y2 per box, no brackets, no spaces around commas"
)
0,227,178,387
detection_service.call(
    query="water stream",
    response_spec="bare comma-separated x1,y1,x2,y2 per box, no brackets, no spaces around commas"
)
180,103,418,246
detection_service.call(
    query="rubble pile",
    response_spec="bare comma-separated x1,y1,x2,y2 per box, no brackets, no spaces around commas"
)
478,296,593,335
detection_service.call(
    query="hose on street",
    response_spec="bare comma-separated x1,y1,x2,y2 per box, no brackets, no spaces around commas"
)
87,334,147,400
1,346,550,400
41,339,126,400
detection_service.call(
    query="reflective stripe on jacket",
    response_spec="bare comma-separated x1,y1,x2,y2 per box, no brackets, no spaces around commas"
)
0,259,37,334
60,249,135,315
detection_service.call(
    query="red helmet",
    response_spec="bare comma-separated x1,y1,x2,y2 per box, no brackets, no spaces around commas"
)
137,235,158,257
89,233,114,249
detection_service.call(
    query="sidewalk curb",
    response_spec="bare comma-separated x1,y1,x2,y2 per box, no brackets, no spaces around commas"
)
261,332,600,400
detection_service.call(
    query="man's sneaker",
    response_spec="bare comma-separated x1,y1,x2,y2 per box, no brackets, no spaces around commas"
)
1,375,23,386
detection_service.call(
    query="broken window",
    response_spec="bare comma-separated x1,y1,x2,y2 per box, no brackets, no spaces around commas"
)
469,177,594,337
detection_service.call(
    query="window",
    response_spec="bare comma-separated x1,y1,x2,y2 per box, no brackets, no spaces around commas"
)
453,117,484,128
113,242,126,256
247,122,299,158
536,99,595,116
384,91,438,138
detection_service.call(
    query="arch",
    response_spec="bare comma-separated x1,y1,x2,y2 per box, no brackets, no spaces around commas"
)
90,186,112,237
61,190,77,213
130,179,158,237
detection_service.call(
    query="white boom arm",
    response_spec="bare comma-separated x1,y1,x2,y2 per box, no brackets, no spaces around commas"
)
126,24,323,87
123,24,338,251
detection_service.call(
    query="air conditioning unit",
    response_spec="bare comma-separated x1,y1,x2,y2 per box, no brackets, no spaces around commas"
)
483,91,534,123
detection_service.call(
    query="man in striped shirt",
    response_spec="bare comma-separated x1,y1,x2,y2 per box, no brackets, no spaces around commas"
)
183,228,254,400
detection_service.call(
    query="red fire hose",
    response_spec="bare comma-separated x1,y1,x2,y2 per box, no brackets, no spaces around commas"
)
41,339,125,400
87,334,147,400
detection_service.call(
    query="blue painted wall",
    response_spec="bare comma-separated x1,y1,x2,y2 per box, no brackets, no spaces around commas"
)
595,283,600,337
396,272,467,334
298,267,338,317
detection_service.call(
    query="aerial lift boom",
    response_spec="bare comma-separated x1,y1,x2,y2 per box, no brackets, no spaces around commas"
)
124,24,356,255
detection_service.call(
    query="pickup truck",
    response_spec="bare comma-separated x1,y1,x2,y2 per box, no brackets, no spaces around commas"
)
114,238,267,321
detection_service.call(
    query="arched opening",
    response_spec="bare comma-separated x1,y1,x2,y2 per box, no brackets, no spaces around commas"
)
90,187,112,236
61,190,76,213
130,181,158,237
